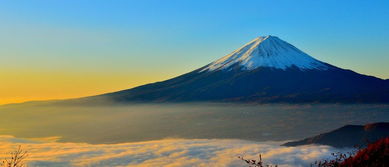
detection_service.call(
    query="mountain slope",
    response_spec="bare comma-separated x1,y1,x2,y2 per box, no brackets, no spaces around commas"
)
282,122,389,148
97,35,389,103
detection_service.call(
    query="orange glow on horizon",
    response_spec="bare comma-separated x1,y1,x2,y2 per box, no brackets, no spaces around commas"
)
0,69,179,105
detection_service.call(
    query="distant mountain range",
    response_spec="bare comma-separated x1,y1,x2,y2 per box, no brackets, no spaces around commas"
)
90,35,388,103
283,122,389,148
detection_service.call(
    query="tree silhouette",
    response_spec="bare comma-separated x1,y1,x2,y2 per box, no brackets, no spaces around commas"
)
238,154,278,167
1,146,28,167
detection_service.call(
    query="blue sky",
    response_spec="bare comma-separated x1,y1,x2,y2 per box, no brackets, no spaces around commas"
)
1,0,389,103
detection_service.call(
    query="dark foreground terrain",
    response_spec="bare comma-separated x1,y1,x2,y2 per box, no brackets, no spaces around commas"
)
283,122,389,148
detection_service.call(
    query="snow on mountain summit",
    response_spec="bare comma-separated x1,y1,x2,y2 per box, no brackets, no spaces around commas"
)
201,35,329,72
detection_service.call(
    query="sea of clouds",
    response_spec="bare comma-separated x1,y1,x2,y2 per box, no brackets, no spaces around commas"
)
0,135,350,167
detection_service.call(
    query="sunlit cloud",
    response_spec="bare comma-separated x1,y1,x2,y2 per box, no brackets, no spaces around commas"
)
0,135,351,167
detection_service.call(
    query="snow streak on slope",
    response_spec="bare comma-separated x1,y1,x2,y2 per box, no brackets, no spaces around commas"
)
202,35,329,72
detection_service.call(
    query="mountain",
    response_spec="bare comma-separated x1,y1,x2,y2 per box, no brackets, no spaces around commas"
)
95,35,389,103
201,35,329,71
282,122,389,148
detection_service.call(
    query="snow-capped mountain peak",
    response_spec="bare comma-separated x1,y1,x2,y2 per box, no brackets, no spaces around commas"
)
201,35,329,72
92,35,388,104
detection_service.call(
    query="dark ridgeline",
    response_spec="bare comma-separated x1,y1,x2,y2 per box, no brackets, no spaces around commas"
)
283,122,389,148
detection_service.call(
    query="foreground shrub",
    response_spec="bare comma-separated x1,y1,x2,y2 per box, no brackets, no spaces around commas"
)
314,137,389,167
339,137,389,167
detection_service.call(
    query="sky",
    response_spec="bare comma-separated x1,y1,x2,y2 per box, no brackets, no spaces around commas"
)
1,0,389,104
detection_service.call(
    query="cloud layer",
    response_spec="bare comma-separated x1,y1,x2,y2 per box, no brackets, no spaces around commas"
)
0,136,350,167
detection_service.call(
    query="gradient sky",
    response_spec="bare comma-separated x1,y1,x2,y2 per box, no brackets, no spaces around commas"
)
1,0,389,104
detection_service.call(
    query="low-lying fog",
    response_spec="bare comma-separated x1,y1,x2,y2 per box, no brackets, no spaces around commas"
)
1,103,389,144
0,135,350,167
